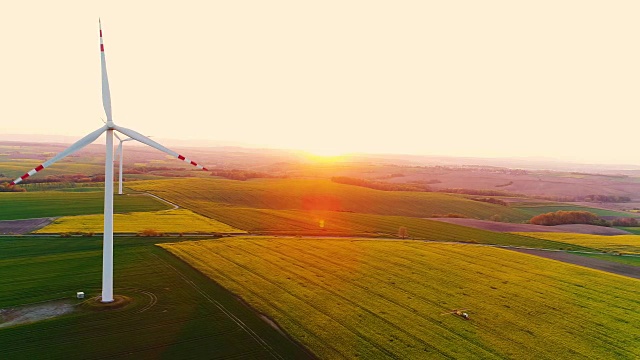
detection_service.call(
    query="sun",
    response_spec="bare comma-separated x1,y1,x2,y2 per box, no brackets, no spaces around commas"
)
306,147,345,157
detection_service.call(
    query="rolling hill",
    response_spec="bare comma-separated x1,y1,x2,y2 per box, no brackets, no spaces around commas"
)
129,178,532,221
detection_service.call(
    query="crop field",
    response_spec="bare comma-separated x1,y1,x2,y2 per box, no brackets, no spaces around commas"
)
513,204,635,218
0,236,312,359
21,183,105,192
0,192,170,220
35,209,245,234
516,232,640,255
162,237,640,359
181,206,588,250
128,178,532,221
0,159,104,179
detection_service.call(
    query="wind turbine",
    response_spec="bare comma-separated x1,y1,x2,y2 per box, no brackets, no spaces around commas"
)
114,133,134,195
9,21,209,303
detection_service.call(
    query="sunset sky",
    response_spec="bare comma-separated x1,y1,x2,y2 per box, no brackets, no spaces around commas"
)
1,1,639,164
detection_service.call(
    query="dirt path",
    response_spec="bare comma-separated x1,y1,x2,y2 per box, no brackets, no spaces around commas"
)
511,248,640,279
0,218,55,234
0,299,75,328
131,192,179,210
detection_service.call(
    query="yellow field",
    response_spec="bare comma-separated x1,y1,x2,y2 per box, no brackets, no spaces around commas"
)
36,209,244,234
515,232,640,254
161,238,640,359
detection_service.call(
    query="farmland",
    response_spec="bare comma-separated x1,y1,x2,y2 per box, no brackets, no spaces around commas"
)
0,159,104,179
128,178,532,221
513,204,635,219
4,144,640,359
179,206,589,250
516,232,640,255
0,236,312,359
429,217,632,235
162,237,640,359
0,192,170,220
35,209,245,234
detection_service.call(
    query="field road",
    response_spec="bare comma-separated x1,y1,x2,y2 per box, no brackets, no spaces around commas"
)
131,192,179,210
511,248,640,279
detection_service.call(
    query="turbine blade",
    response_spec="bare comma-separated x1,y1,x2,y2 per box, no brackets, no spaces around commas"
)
114,125,209,171
10,126,108,185
99,20,113,123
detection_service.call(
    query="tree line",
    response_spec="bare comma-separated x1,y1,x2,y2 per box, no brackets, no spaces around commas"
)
529,210,638,227
331,177,432,192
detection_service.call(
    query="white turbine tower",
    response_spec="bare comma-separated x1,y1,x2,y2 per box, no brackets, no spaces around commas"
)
114,133,134,195
10,21,209,303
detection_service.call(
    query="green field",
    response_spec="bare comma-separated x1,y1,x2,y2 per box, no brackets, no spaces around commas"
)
36,209,245,234
179,206,589,250
617,227,640,235
21,183,105,192
0,192,170,220
0,159,104,179
0,236,311,359
514,204,635,218
162,238,640,359
129,178,532,221
516,232,640,254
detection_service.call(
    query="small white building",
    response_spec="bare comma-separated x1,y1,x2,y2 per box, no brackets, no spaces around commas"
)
77,291,85,299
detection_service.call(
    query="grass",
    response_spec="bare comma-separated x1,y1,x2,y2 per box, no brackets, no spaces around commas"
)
177,206,590,250
162,237,640,359
19,182,104,192
617,227,640,235
515,232,640,254
0,192,170,220
35,209,245,234
0,160,104,179
128,178,532,221
513,204,635,218
0,236,312,359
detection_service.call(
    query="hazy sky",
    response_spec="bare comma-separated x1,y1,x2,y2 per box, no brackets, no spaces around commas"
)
1,1,639,163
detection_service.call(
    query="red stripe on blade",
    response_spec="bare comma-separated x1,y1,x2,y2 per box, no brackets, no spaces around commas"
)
9,181,15,186
100,30,102,37
20,174,30,180
190,161,197,166
178,155,185,161
35,165,44,172
203,168,209,171
100,44,104,51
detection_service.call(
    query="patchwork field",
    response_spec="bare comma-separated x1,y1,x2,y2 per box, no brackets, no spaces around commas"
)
517,232,640,255
514,204,635,219
162,237,640,359
0,159,104,179
35,209,245,234
177,207,589,250
128,178,532,221
431,218,631,235
0,236,311,359
0,192,170,220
